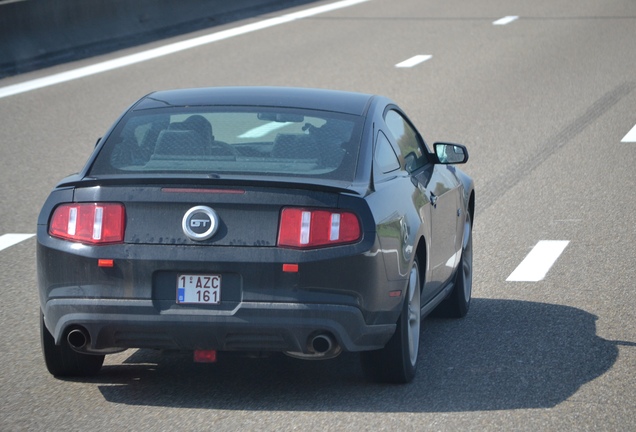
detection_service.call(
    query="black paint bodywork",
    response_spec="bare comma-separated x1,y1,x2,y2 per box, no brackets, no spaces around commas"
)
37,87,474,355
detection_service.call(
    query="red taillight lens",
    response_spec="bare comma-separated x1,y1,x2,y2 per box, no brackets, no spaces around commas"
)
277,208,361,248
49,203,125,244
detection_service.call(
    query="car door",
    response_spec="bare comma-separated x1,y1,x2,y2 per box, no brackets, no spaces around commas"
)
384,109,461,300
418,163,461,287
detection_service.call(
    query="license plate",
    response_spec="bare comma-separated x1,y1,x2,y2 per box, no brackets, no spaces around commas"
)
176,274,221,304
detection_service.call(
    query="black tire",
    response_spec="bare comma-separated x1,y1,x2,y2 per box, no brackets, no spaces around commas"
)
361,258,421,384
40,312,104,377
435,211,473,318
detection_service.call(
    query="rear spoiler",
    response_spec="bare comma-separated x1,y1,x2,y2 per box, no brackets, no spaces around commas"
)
56,175,365,196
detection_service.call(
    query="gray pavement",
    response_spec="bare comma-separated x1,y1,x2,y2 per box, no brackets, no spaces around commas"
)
1,0,635,430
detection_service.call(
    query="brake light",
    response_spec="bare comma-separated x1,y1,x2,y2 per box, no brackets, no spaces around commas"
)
49,203,125,244
278,208,361,248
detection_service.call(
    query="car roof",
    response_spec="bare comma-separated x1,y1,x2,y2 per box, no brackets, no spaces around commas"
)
133,86,376,116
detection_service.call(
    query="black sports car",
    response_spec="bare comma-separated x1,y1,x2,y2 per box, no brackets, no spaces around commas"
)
37,86,474,383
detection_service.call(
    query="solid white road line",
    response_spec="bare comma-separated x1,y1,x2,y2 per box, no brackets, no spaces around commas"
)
0,0,371,99
493,16,519,25
0,234,35,252
395,55,432,68
621,123,636,142
506,240,570,282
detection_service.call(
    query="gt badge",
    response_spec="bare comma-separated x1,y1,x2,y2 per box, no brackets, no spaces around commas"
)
182,206,219,241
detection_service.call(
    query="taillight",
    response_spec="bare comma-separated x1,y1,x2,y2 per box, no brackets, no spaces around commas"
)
277,208,361,248
49,203,125,244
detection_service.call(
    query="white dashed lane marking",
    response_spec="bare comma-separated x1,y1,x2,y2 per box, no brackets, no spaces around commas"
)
493,16,519,25
395,55,433,68
621,123,636,142
507,240,570,282
0,234,35,252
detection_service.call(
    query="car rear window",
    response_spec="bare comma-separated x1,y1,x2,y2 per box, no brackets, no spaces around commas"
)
88,107,363,182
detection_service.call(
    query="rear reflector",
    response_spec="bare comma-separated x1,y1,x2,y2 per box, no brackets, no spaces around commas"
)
194,350,217,363
282,263,299,273
98,259,114,268
278,208,361,248
49,203,125,245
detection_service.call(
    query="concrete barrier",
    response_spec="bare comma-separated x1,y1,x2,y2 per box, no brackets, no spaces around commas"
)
0,0,312,78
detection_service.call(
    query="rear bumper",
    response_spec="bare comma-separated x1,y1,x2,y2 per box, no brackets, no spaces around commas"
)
43,299,396,353
38,223,405,354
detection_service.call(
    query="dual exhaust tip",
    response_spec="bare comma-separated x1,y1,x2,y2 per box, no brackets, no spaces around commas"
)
67,327,342,359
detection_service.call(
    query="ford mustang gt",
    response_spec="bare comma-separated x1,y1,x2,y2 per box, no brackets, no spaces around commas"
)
37,86,474,383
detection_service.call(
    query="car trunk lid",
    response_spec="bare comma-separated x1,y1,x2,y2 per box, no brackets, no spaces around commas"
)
72,184,347,247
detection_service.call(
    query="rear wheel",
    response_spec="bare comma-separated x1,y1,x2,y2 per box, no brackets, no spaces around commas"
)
436,211,473,318
361,258,421,384
40,312,104,377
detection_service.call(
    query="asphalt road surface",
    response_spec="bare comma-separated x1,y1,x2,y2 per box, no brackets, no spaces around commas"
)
1,0,636,430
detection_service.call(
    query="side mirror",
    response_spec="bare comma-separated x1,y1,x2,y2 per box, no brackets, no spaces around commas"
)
434,143,468,164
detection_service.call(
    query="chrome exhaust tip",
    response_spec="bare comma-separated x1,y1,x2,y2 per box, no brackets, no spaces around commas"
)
284,332,342,360
311,334,334,354
67,328,89,351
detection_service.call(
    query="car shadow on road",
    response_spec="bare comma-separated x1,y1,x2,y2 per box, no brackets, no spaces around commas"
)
86,298,625,412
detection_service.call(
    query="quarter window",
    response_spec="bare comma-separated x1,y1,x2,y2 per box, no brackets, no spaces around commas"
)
384,110,428,172
374,131,400,174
